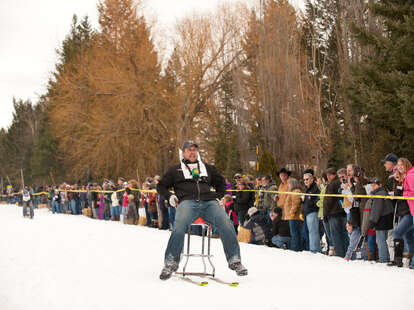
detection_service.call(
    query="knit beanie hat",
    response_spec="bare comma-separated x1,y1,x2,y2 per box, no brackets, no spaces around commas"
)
248,207,258,217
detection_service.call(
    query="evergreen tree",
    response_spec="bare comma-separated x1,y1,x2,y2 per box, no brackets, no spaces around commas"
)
347,0,414,170
212,71,242,179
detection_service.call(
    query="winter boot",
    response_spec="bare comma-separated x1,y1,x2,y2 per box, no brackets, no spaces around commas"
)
388,239,403,267
229,261,248,276
159,263,178,280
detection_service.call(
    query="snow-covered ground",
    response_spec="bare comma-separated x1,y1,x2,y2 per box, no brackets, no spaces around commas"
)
1,204,413,310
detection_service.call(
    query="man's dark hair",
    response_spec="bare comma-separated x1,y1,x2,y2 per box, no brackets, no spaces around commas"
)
325,167,336,175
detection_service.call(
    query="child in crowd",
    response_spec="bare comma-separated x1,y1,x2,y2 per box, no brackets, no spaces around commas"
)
222,194,238,233
270,207,291,249
345,221,361,261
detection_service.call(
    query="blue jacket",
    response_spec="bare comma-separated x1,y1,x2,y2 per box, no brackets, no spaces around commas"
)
345,227,361,260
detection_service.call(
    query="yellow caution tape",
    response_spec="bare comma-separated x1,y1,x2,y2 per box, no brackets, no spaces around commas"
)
2,188,413,200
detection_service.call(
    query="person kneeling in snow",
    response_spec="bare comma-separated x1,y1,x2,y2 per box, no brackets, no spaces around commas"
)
269,207,291,249
156,141,247,280
344,221,361,261
243,207,271,245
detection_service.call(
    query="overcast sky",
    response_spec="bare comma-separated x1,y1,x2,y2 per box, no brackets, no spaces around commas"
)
0,0,304,130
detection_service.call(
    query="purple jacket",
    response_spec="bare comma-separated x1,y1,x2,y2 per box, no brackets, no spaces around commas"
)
226,181,232,196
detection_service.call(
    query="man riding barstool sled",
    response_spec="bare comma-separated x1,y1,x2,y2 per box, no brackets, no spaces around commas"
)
156,141,248,280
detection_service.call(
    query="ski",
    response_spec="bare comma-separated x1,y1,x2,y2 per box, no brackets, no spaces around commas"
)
174,274,238,287
202,276,239,287
174,275,208,286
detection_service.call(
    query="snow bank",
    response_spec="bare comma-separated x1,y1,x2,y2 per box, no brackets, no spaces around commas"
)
0,204,413,310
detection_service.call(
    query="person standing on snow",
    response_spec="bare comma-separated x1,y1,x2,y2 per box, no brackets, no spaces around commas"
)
156,141,248,280
22,186,34,219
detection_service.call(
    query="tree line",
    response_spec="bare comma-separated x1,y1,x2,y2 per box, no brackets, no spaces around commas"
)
1,0,413,187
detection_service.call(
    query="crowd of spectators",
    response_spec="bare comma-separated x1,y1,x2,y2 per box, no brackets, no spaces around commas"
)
2,153,414,269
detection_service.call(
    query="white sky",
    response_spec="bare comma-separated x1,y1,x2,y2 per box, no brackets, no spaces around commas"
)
0,0,304,130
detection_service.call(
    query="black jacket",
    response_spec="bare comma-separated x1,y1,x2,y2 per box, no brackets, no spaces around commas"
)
303,182,320,216
323,176,346,218
271,215,290,238
395,186,410,217
157,161,225,202
243,211,271,242
368,187,394,230
234,191,255,213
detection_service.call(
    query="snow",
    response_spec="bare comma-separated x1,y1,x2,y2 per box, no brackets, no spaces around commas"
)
1,204,414,310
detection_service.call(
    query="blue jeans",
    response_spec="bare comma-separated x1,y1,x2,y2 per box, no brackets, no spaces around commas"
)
164,200,241,267
271,235,291,248
376,230,390,263
289,220,302,251
328,215,349,258
161,205,170,230
70,200,77,215
322,220,332,248
306,212,321,253
144,203,151,226
112,205,121,217
23,202,34,217
393,214,414,253
411,215,414,268
52,200,58,214
168,206,176,230
301,220,309,251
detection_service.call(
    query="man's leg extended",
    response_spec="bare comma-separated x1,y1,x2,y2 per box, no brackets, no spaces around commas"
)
164,200,200,268
201,200,247,276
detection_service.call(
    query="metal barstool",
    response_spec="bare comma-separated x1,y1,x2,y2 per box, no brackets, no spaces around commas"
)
176,222,216,277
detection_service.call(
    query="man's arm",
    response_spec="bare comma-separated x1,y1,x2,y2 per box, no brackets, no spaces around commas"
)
157,166,176,200
209,165,226,199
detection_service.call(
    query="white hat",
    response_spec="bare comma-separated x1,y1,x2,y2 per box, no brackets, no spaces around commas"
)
248,207,258,217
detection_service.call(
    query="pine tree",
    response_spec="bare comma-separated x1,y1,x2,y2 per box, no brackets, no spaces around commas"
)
347,0,414,168
212,71,242,179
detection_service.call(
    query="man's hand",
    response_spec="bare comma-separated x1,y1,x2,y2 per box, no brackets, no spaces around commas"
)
169,195,179,207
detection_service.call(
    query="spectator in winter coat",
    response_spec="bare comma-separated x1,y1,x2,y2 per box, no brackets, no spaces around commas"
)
22,186,33,219
303,173,321,253
126,180,140,225
323,168,349,258
284,178,303,252
154,176,169,230
388,170,414,267
270,207,291,248
367,177,394,263
276,168,291,210
381,153,399,193
344,221,361,261
360,194,377,261
223,195,238,234
257,175,277,215
347,165,368,228
52,189,61,214
141,182,152,227
234,178,255,226
111,187,121,221
396,158,414,269
125,194,139,225
243,207,270,245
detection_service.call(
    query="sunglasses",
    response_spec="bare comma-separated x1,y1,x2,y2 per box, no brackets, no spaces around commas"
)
303,178,311,181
